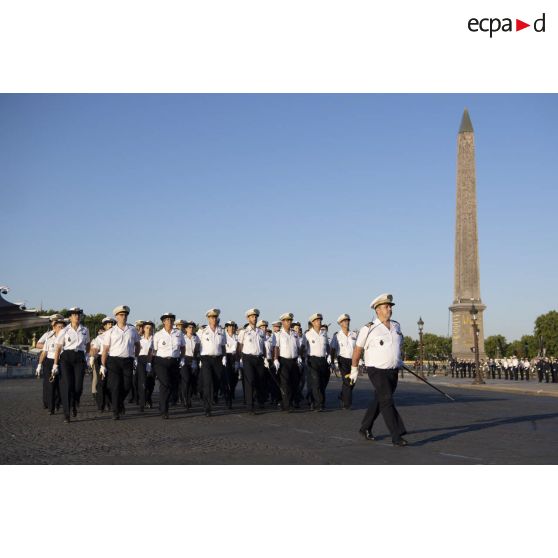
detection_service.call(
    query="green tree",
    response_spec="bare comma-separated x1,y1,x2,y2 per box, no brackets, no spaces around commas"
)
402,336,418,361
484,335,508,358
422,333,452,359
534,311,558,357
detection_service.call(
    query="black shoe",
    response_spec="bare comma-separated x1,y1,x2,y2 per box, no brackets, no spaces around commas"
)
317,406,325,412
72,407,77,417
113,413,120,420
205,410,212,417
359,428,375,441
392,438,409,447
309,403,315,411
249,408,256,415
162,413,169,420
49,410,54,415
64,415,70,423
288,407,295,413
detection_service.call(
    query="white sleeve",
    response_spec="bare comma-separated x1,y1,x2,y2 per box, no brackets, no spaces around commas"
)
355,326,369,348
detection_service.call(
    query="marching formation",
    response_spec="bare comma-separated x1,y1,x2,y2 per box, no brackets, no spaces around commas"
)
34,293,411,447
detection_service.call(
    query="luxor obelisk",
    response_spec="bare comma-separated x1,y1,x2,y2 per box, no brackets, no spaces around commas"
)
450,109,486,360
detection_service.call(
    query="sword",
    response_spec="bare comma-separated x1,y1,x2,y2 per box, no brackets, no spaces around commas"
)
401,365,455,401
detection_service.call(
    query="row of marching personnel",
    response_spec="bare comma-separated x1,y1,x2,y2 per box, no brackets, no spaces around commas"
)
34,306,361,422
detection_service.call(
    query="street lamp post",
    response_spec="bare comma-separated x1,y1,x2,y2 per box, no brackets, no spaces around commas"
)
470,305,485,385
417,317,425,378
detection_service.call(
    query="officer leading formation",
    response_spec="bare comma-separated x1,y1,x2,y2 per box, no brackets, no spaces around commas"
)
33,294,411,447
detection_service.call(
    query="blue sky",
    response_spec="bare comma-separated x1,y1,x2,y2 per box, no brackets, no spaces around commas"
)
0,94,556,340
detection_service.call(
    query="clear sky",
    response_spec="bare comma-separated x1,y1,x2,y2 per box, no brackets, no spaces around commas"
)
1,94,556,340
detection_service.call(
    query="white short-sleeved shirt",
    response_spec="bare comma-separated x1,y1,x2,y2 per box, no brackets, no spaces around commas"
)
237,326,265,356
303,329,329,358
275,329,300,359
38,330,54,346
91,333,106,354
225,333,238,354
184,334,200,357
56,324,90,352
153,328,185,358
139,336,154,356
103,324,140,358
264,335,274,359
199,326,227,356
44,333,59,359
330,330,357,359
356,319,403,369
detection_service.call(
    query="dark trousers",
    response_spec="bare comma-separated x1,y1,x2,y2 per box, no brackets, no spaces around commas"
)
200,356,223,412
267,359,281,403
43,358,60,413
179,357,196,408
307,356,330,409
279,357,299,409
95,355,111,411
59,350,86,418
41,363,49,408
130,363,139,403
136,355,152,409
154,356,180,414
224,353,238,402
361,367,406,442
242,354,266,408
107,356,134,415
338,356,354,408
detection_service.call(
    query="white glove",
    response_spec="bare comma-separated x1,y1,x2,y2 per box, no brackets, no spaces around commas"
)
134,358,138,369
274,359,280,370
349,366,359,384
99,365,107,379
334,359,339,369
89,356,95,368
234,361,240,371
264,359,269,369
52,364,59,376
146,362,152,373
222,356,227,366
327,355,332,365
35,363,42,377
239,358,243,368
179,358,185,368
192,360,198,370
297,357,303,366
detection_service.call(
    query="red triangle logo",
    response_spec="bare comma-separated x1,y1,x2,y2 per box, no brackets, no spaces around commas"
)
516,19,530,31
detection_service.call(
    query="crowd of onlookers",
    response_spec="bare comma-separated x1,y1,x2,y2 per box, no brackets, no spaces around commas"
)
449,357,558,383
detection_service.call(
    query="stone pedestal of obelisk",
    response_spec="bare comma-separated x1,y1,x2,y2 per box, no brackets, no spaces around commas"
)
449,109,486,361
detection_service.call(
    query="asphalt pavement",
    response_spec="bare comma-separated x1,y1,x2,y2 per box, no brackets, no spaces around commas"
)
1,375,557,464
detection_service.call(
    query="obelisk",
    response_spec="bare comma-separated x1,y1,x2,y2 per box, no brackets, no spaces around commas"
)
449,109,486,360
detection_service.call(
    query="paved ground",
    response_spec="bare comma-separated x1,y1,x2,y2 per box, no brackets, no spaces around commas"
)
1,375,557,464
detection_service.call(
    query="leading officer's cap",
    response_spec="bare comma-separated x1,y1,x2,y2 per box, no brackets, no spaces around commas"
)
280,312,294,321
370,293,395,310
337,313,351,324
245,308,260,318
160,312,176,321
206,308,221,318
